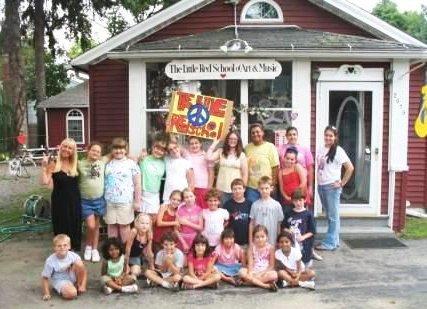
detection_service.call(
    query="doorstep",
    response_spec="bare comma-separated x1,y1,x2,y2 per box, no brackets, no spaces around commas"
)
315,216,394,236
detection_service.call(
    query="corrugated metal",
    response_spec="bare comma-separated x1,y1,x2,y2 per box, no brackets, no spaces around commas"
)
89,59,129,146
142,0,373,42
46,108,88,148
407,67,427,208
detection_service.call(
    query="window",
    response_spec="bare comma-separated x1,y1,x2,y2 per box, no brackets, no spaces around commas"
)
66,109,84,144
241,0,283,24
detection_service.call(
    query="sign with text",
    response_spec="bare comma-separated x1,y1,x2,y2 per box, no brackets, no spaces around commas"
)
166,91,233,140
165,59,282,80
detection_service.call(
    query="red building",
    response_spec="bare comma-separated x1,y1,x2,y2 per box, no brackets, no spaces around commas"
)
71,0,427,231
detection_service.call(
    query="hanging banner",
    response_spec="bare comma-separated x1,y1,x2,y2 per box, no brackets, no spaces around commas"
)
415,84,427,138
166,91,233,140
165,59,282,80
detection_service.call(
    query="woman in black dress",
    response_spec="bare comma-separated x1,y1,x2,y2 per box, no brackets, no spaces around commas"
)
41,138,81,251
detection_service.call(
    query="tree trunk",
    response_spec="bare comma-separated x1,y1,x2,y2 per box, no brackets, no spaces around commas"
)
34,0,46,147
2,0,27,152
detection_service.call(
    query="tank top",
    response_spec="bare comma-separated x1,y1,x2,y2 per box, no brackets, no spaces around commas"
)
153,209,176,243
216,152,245,193
252,243,271,273
282,168,301,199
129,235,148,257
107,255,124,278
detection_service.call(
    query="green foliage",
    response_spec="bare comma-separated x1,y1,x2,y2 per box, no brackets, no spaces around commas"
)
373,0,427,43
67,38,98,60
401,217,427,239
107,9,130,37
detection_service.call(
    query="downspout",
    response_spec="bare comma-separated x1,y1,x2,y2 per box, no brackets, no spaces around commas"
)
44,108,49,148
388,171,395,229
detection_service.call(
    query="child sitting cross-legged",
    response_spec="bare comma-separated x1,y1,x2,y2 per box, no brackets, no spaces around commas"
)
145,231,183,291
182,234,221,289
101,237,138,295
41,234,87,301
275,231,316,290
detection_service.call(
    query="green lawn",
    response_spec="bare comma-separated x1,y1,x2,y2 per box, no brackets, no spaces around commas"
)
400,217,427,239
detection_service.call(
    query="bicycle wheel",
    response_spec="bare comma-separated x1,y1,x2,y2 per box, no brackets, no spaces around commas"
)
18,164,31,178
22,157,37,167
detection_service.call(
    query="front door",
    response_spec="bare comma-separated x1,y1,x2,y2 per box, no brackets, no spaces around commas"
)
316,80,383,216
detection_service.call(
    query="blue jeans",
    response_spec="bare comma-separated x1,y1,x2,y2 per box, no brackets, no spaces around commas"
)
245,187,260,204
317,184,342,250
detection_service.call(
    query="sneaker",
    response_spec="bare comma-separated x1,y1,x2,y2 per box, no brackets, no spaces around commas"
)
312,251,323,261
269,282,278,292
315,244,334,251
83,246,92,261
299,280,315,290
280,280,289,288
91,249,101,263
103,286,113,295
121,284,138,293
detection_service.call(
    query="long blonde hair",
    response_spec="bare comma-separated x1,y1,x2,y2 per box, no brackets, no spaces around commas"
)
54,138,78,177
134,213,153,240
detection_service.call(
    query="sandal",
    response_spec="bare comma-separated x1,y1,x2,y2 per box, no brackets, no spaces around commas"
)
269,282,278,292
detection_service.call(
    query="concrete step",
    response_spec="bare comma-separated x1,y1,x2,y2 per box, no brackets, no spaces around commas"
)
315,216,394,236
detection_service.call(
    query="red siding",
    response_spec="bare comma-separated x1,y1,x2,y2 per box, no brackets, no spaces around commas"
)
46,108,89,148
407,67,427,208
142,0,373,42
89,59,129,146
393,172,406,231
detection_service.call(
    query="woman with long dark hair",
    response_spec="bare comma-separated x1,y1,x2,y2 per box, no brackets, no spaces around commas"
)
315,126,354,251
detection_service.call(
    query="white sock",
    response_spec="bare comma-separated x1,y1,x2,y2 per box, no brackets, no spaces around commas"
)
161,281,171,288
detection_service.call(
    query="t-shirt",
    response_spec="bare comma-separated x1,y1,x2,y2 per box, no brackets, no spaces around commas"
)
187,254,212,277
41,251,81,281
78,159,105,199
184,151,211,189
155,248,185,276
163,156,192,202
202,208,229,247
139,155,165,193
250,198,284,245
277,144,314,169
223,199,252,245
177,204,202,235
316,145,350,185
104,158,140,204
282,209,316,252
213,243,243,265
245,142,279,189
216,152,246,193
275,247,303,272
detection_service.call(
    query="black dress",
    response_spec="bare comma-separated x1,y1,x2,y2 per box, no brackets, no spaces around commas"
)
51,171,82,251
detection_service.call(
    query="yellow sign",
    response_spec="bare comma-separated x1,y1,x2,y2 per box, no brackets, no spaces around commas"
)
415,85,427,138
166,91,233,140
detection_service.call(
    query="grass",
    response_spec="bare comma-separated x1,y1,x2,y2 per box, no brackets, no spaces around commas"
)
400,216,427,240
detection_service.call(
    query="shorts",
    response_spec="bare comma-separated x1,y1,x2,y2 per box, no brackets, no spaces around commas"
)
81,197,106,219
129,256,142,266
104,203,134,225
215,263,242,277
155,269,173,279
140,191,160,214
101,274,136,285
51,273,76,294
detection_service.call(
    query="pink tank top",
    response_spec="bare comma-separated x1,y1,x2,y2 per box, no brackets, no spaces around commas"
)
252,243,271,273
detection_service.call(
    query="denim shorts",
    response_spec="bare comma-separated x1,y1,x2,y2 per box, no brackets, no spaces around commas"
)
215,263,242,277
81,197,106,219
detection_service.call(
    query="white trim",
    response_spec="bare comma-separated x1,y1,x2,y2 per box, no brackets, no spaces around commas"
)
65,109,85,144
44,108,49,148
388,60,410,171
240,80,249,145
241,0,284,24
291,60,311,148
388,171,396,228
317,65,384,82
129,60,146,156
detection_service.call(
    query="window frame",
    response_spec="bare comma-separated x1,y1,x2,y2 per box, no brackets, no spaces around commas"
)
66,108,85,144
240,0,284,24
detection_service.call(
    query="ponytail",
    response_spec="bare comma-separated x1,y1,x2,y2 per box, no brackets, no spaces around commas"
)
324,126,338,164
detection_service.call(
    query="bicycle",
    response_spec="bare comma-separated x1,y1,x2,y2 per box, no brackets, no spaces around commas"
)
8,146,37,178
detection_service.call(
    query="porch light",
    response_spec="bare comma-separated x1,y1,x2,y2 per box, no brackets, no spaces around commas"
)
220,38,253,53
311,69,321,83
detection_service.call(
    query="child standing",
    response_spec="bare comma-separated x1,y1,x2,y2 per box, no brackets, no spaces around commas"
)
282,189,316,266
145,232,183,291
153,190,182,253
101,238,138,294
104,138,141,243
184,136,214,209
177,189,203,253
163,140,194,203
223,178,252,246
202,189,229,249
78,142,106,262
275,231,315,289
41,234,87,301
211,229,245,286
238,225,278,291
249,176,284,246
125,213,155,279
182,234,221,289
139,133,167,220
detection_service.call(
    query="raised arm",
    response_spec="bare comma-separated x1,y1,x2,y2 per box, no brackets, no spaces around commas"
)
206,140,222,163
40,154,54,188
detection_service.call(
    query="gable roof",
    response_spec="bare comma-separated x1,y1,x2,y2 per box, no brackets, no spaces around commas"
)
71,0,427,69
38,82,89,109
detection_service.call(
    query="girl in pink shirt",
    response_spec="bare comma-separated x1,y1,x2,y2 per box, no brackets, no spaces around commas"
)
177,189,203,254
182,234,221,289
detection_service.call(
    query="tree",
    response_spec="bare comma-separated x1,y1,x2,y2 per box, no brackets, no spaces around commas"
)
373,0,427,43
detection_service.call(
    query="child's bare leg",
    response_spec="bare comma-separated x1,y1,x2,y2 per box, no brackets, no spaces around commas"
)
192,272,221,289
220,273,236,285
108,224,119,238
278,270,298,287
85,215,96,247
238,268,270,289
72,261,87,293
105,279,122,291
93,216,101,249
118,224,130,243
259,270,278,284
167,274,182,284
130,265,142,277
299,269,315,282
182,275,203,287
60,283,78,300
145,269,168,287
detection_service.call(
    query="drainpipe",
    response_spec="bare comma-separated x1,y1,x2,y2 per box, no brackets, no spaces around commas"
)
44,108,49,148
388,171,395,229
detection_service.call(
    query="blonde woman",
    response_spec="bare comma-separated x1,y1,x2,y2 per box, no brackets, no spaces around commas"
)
41,138,82,251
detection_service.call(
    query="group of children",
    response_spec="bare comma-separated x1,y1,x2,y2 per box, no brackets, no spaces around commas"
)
41,133,317,300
